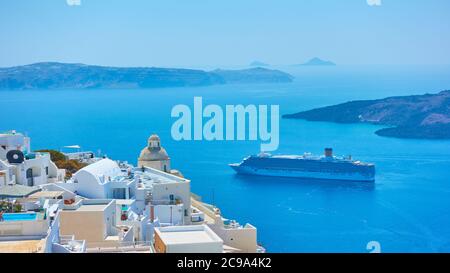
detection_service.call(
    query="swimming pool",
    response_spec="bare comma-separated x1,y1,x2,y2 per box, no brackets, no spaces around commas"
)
1,212,37,222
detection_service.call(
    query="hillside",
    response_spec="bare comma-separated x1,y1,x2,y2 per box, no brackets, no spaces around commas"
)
0,62,293,90
283,91,450,139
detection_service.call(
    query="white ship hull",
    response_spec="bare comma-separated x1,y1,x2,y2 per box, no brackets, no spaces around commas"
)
229,164,375,182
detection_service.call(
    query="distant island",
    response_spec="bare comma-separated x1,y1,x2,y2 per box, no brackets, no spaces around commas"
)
249,61,270,67
283,90,450,139
0,62,293,90
212,67,294,84
297,57,336,66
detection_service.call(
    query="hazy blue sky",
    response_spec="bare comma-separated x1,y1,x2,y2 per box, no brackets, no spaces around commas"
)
1,0,449,67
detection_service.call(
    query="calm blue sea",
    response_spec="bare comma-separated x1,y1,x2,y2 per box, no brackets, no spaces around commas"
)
1,65,450,252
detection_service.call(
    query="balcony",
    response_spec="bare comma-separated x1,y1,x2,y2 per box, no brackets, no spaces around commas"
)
53,235,86,253
151,198,182,206
191,208,205,223
86,240,155,253
224,220,256,230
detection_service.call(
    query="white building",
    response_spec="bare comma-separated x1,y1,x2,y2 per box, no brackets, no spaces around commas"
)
70,158,129,199
59,199,134,249
154,224,223,253
0,196,86,253
0,130,31,159
59,158,192,225
56,156,260,252
0,131,65,187
190,198,259,253
54,158,192,244
1,132,262,253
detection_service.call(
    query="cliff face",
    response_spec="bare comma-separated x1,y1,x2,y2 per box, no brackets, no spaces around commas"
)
0,62,293,90
283,91,450,139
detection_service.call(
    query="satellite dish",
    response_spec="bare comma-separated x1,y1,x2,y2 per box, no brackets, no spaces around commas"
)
6,150,25,164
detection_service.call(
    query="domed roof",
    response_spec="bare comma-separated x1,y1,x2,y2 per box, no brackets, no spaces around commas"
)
149,134,160,141
139,134,169,162
139,146,169,161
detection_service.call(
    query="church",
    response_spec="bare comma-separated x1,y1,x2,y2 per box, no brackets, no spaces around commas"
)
138,134,171,172
137,134,182,177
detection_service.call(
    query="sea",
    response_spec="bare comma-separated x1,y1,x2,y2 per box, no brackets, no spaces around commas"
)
1,65,450,252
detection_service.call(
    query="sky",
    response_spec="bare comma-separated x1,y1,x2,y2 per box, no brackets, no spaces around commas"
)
0,0,449,67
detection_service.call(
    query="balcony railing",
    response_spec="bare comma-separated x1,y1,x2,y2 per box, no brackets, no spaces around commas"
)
54,235,86,253
150,199,182,206
191,211,205,223
86,241,155,253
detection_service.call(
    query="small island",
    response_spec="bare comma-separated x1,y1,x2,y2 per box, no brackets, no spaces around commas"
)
297,57,336,66
0,62,293,90
283,90,450,139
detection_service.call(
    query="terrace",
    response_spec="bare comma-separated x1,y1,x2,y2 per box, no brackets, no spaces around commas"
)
154,224,223,253
59,199,134,248
0,211,49,237
53,234,86,253
131,166,189,188
87,240,155,253
0,239,46,253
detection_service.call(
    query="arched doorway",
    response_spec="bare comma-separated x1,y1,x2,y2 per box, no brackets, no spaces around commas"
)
26,168,34,186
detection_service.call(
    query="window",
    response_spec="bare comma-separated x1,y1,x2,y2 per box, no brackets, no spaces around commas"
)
113,188,126,199
45,167,49,176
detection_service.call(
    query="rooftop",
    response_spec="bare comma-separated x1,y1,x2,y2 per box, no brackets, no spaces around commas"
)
0,130,23,137
76,158,122,184
72,159,189,188
0,184,40,198
115,199,135,206
76,204,108,212
28,191,64,200
132,167,189,188
155,225,223,245
0,239,45,253
63,199,114,212
104,165,189,190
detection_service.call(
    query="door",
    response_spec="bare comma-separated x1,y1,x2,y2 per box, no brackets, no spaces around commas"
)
26,168,34,186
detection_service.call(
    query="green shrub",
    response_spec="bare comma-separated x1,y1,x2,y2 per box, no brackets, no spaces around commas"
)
35,149,87,178
35,149,66,162
13,203,22,213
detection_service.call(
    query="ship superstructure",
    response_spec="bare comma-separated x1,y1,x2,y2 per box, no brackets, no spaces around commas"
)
230,148,375,182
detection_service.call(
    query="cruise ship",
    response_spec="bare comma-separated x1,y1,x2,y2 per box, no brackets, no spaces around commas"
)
229,148,375,182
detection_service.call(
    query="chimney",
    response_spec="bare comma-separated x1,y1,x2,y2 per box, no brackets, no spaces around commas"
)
150,205,155,223
325,148,333,157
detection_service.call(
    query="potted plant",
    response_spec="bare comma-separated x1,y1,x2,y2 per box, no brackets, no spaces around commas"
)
121,212,128,221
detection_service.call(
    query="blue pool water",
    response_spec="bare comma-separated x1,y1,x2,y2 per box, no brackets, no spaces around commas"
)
2,213,37,222
1,65,450,252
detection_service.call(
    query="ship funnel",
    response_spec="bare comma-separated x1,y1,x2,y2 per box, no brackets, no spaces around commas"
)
324,148,333,157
